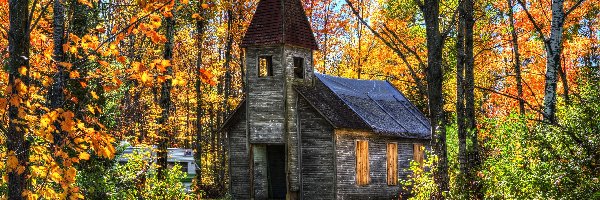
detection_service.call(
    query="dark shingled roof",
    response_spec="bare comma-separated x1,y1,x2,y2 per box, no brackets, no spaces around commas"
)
296,73,431,139
241,0,319,50
295,79,371,131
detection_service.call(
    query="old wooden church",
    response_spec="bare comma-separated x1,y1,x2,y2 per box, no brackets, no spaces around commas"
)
222,0,431,199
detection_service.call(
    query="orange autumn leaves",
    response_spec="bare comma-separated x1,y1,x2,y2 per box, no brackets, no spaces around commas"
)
128,59,215,86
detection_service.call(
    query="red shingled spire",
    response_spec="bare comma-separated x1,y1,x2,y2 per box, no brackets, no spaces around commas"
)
241,0,319,50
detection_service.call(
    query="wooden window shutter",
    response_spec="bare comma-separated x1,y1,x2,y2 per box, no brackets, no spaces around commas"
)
387,143,398,185
356,140,369,185
413,143,424,167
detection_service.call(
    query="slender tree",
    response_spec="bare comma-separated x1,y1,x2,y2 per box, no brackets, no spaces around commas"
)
194,0,208,191
50,0,67,152
456,0,467,185
6,0,31,199
416,0,450,196
462,0,482,197
157,0,176,180
516,0,586,123
507,0,525,115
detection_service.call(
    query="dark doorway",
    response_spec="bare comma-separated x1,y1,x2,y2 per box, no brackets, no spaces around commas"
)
267,145,286,199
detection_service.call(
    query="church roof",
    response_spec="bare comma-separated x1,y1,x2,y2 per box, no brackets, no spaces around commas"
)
296,73,431,139
221,74,431,139
241,0,319,50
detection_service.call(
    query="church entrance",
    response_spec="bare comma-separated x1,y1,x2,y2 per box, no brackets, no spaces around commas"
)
266,145,286,199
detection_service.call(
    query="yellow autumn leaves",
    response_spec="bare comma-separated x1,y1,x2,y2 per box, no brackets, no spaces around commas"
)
128,59,188,87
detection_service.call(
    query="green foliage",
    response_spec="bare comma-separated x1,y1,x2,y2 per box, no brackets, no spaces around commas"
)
481,76,600,199
77,147,192,199
404,76,600,199
480,114,541,199
401,152,439,199
76,150,118,199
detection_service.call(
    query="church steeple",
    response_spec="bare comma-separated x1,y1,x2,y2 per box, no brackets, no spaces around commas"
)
239,1,317,197
241,0,319,50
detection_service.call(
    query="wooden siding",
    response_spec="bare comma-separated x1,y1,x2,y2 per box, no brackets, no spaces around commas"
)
356,140,369,185
227,113,250,199
252,145,268,199
334,129,428,199
284,45,314,192
298,97,335,199
246,46,286,144
413,143,425,168
387,143,398,186
244,44,314,198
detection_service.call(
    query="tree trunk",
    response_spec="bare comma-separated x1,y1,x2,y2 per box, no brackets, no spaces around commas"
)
456,0,468,182
356,0,363,79
237,4,246,95
157,0,176,180
322,0,331,74
224,8,233,117
421,0,449,197
51,0,66,108
463,0,481,197
194,1,207,191
558,60,570,105
508,0,525,115
542,0,565,124
7,0,31,199
51,0,67,145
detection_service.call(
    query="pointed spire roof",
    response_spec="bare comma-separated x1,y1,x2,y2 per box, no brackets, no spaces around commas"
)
241,0,319,50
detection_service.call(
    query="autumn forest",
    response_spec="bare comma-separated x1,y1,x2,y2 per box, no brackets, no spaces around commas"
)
1,0,599,199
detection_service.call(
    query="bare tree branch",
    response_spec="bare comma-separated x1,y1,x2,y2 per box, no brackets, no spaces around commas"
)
413,0,424,11
565,0,586,16
27,0,41,29
29,0,52,34
382,24,426,66
344,0,428,98
441,8,459,39
475,85,550,120
515,0,548,42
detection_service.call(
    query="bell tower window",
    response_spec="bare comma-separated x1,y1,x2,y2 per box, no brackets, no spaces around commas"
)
294,57,304,79
259,56,273,77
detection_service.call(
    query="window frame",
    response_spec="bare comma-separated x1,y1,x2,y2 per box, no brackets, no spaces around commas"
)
258,56,273,77
293,57,304,79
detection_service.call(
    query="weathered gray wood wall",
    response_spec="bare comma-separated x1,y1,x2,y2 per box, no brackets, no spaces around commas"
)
245,44,314,196
298,97,335,199
334,130,428,199
246,46,286,144
284,45,314,192
227,112,250,199
252,145,268,199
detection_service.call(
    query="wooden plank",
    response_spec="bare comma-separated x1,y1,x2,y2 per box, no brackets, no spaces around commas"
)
356,140,369,185
334,132,423,199
387,143,398,185
298,97,335,199
413,143,424,167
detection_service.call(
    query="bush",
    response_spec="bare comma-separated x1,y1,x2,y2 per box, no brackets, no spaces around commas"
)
400,152,438,200
77,146,192,199
403,74,600,199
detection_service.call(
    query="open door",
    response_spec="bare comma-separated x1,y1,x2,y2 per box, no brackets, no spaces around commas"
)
267,145,286,199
